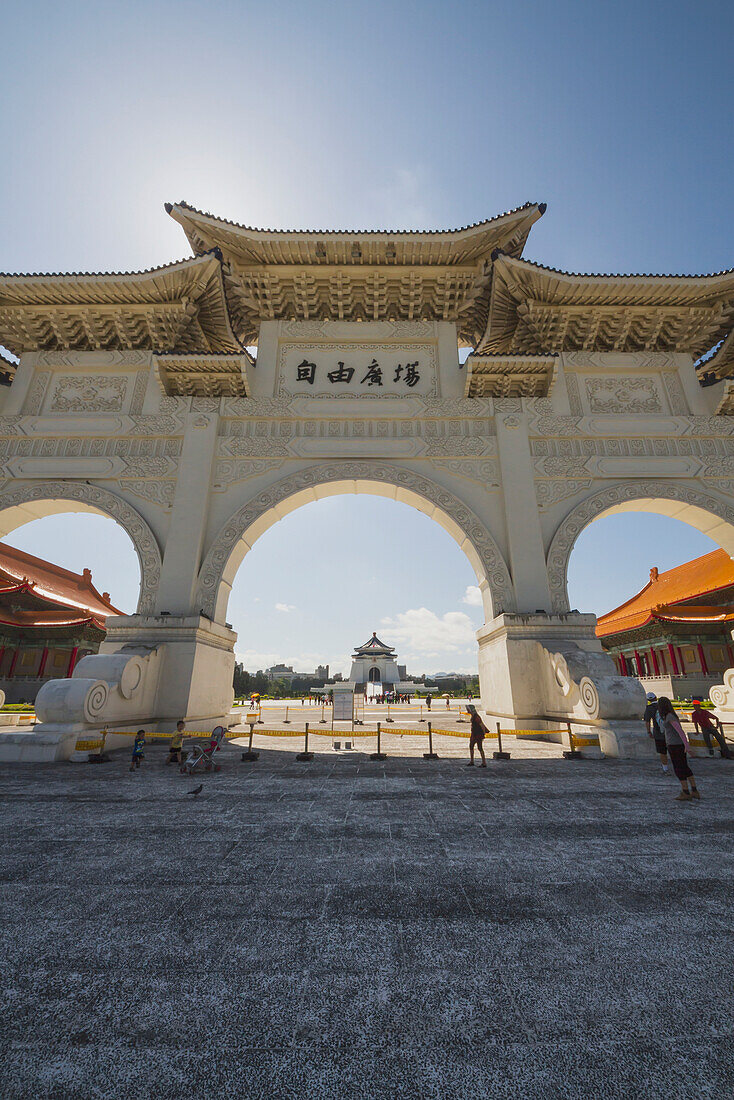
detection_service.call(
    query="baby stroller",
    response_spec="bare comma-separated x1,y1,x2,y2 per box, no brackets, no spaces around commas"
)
182,726,227,775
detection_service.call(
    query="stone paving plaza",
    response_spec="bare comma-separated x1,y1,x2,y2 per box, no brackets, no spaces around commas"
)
2,731,732,1099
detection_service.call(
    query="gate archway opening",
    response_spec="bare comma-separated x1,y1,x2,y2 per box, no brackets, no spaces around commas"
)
0,494,147,705
198,465,514,628
552,484,734,699
0,483,161,615
548,484,734,615
211,485,503,686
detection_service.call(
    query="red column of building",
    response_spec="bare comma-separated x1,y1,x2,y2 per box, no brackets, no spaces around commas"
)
678,647,686,674
634,649,644,675
658,648,666,674
38,647,49,679
728,644,734,666
667,643,679,675
66,647,79,678
7,648,19,678
697,644,709,675
650,648,660,676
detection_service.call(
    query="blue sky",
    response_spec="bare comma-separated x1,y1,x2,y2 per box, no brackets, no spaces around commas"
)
1,1,732,674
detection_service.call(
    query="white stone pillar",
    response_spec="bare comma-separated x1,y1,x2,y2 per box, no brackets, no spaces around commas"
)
494,406,553,612
155,404,219,616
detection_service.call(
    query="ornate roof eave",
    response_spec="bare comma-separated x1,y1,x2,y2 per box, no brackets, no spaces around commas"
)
165,201,547,267
477,253,734,359
0,252,244,357
463,351,557,398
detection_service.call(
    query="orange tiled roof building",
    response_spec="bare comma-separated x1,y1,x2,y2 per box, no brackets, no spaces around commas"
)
0,542,121,703
596,548,734,698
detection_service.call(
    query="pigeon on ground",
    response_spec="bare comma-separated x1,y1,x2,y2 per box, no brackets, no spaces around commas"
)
187,784,203,796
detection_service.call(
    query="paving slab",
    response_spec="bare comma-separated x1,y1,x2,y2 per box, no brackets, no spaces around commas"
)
1,745,732,1098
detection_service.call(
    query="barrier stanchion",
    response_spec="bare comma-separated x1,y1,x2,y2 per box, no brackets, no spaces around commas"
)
240,722,259,762
418,705,425,723
456,707,467,724
370,721,387,761
319,703,327,724
283,706,290,724
385,703,394,724
493,720,511,761
423,721,439,760
563,720,583,760
297,722,313,762
257,704,264,724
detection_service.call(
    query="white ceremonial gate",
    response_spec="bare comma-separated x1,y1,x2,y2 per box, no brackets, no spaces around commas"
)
2,199,734,760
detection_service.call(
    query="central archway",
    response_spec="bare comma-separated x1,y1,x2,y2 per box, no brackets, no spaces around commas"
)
197,462,514,624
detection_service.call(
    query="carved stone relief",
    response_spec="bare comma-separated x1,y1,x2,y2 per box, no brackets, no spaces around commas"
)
51,375,129,413
430,459,500,486
24,371,50,415
119,479,176,509
565,373,583,415
217,416,494,457
129,370,148,415
661,372,688,415
536,479,592,509
212,458,286,489
585,377,662,414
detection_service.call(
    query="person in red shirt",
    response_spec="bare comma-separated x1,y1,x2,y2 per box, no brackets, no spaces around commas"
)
690,699,731,758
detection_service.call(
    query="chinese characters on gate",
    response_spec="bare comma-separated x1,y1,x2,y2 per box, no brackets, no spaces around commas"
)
296,358,421,388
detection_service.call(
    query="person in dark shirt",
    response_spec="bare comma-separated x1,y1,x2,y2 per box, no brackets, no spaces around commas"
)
658,696,700,801
643,692,668,773
466,705,488,768
690,698,730,758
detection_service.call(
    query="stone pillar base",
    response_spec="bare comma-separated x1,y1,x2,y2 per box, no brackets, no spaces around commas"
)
477,612,652,759
100,614,236,727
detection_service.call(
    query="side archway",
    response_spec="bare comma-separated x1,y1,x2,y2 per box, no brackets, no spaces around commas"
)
0,481,163,614
196,461,514,623
546,480,734,613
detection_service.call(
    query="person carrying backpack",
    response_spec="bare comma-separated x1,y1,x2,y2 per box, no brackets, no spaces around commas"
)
643,692,668,773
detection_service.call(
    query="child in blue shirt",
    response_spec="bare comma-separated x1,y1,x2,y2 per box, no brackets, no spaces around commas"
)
129,729,146,771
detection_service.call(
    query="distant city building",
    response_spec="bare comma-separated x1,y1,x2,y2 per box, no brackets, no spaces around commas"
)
0,542,121,703
264,662,329,683
596,549,734,699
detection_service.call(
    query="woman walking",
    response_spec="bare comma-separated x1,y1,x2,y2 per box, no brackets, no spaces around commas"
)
466,704,488,768
657,697,700,802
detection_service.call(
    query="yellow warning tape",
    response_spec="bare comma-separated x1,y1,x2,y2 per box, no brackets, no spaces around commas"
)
254,728,303,738
512,728,570,738
74,729,241,752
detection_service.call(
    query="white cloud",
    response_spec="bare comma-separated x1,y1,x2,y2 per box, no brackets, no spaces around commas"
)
275,602,296,613
379,607,477,659
462,585,483,607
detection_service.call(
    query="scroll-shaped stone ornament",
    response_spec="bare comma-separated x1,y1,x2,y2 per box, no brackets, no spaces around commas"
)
35,647,163,730
709,668,734,717
35,678,109,725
